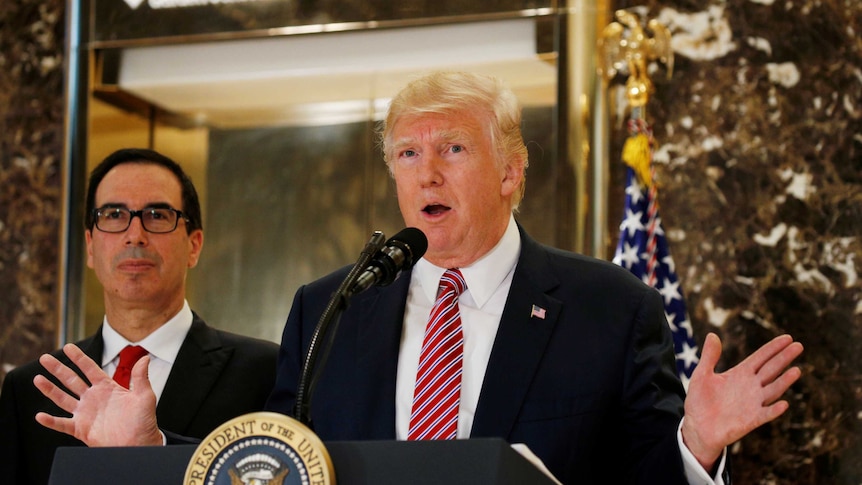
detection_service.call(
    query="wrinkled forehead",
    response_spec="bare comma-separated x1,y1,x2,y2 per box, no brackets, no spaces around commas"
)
387,109,490,146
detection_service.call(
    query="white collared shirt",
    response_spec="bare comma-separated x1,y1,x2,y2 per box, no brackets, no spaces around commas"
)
395,215,521,440
101,300,194,402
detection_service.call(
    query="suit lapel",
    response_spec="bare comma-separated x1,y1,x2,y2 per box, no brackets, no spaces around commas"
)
79,332,104,368
471,229,562,438
350,271,411,438
55,332,103,388
156,315,231,434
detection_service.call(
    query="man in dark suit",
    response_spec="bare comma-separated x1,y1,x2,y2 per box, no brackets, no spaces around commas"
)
30,74,802,485
265,71,803,484
0,148,278,485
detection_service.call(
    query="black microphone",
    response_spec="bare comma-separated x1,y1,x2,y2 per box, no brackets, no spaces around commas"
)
348,227,428,296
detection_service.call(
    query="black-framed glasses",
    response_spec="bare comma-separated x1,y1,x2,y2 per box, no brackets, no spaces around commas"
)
93,206,188,234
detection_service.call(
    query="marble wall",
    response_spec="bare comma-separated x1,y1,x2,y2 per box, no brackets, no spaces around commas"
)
0,1,65,380
611,0,862,483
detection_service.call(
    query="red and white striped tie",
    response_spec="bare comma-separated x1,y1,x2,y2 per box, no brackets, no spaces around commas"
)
408,269,466,440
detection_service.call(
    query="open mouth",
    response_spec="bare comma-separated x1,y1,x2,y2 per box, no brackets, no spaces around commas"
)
422,204,450,215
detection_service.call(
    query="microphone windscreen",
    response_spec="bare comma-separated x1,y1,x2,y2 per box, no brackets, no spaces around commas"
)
389,227,428,266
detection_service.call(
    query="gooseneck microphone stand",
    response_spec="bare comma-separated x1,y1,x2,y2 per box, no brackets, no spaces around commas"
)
293,231,386,427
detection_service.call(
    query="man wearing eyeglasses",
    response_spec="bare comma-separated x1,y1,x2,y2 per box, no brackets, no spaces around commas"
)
0,148,279,485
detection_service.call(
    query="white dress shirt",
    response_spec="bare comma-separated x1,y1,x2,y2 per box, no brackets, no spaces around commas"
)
100,300,194,402
393,215,725,484
395,214,521,441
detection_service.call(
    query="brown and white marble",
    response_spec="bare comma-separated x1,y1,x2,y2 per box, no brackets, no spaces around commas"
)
0,1,64,380
611,0,862,482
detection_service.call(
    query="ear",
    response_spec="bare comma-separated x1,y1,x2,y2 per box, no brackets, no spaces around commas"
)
85,230,95,269
187,229,204,268
499,154,525,198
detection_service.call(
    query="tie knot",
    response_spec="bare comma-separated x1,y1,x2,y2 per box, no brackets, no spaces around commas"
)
113,345,148,389
119,345,148,364
439,269,466,297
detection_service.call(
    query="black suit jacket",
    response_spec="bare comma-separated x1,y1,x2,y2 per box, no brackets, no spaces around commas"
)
266,226,691,485
0,313,278,485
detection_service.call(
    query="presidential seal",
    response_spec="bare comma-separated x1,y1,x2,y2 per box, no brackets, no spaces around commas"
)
184,412,335,485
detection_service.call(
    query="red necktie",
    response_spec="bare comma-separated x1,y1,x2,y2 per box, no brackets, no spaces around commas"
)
408,269,466,440
112,345,148,389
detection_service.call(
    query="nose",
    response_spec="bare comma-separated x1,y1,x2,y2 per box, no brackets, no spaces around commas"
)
123,214,149,246
418,153,444,187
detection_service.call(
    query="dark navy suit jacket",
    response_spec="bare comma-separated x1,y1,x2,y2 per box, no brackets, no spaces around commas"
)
0,313,278,485
267,227,692,485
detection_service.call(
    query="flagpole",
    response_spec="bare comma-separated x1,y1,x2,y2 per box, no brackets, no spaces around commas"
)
601,10,701,388
600,8,671,284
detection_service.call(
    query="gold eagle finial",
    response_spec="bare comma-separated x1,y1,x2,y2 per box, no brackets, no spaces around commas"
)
598,10,674,187
598,9,674,109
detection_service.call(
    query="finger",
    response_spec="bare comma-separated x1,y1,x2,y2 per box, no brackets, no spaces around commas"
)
759,399,790,424
757,341,804,384
740,334,795,373
743,398,791,433
129,356,153,393
38,353,90,398
62,343,113,385
35,412,76,436
762,366,803,405
696,333,722,374
33,375,81,415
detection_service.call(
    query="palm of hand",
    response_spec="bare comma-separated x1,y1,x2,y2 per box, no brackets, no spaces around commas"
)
72,377,158,447
682,333,803,468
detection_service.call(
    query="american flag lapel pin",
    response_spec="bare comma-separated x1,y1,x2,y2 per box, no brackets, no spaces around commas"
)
530,304,546,320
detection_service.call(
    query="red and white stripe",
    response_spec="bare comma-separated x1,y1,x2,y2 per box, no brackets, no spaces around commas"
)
408,269,466,441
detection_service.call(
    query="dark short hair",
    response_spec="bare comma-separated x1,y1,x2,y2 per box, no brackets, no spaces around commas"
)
84,148,202,234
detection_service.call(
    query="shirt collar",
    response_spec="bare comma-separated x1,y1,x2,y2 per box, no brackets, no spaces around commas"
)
101,300,194,366
413,214,520,309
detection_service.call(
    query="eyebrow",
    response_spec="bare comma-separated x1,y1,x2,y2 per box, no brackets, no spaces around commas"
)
390,129,473,152
438,128,471,142
96,202,176,210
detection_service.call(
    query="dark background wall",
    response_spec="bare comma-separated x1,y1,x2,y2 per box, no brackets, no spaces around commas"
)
1,1,860,483
610,1,862,482
0,0,64,381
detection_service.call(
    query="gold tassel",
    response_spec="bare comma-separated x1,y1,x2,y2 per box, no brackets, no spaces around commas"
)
622,133,653,187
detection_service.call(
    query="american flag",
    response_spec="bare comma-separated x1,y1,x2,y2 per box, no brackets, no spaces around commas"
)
612,117,699,390
531,304,546,320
